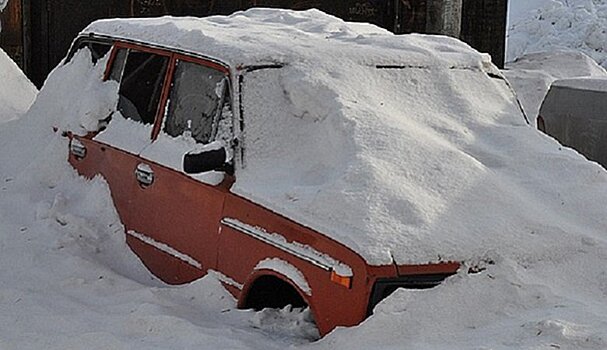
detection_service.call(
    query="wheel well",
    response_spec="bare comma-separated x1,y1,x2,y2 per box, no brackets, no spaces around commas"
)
243,275,307,310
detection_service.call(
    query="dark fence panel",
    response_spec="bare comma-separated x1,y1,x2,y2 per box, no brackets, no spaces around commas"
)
461,0,507,68
0,0,24,66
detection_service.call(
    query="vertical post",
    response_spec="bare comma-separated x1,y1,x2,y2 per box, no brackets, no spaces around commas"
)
22,0,30,74
393,0,401,33
426,0,462,38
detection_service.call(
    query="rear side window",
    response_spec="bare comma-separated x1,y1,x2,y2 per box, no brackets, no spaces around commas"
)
163,60,228,144
66,39,112,65
111,48,169,125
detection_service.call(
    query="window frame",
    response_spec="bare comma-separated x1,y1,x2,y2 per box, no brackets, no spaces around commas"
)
103,40,232,144
65,37,113,64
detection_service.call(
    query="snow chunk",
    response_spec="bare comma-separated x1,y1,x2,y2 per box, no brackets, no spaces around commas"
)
33,48,118,135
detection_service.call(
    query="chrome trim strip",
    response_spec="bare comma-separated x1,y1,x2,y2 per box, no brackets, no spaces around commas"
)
126,230,203,270
221,218,332,272
211,270,244,290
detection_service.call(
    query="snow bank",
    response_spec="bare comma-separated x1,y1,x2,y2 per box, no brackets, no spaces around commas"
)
0,48,37,123
507,0,607,68
503,50,607,123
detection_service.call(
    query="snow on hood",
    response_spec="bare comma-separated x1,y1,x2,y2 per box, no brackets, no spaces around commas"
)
0,48,37,124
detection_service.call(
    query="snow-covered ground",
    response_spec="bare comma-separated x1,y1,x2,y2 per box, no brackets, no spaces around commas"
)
1,5,607,350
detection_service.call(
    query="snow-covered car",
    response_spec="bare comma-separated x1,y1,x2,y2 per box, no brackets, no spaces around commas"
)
60,9,528,336
538,78,607,168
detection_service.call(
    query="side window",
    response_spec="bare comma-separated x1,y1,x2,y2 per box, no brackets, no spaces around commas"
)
88,43,112,64
112,49,170,125
163,60,228,144
108,48,128,83
66,39,112,64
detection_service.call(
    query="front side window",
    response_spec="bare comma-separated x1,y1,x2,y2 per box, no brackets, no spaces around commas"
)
164,60,227,144
114,49,169,125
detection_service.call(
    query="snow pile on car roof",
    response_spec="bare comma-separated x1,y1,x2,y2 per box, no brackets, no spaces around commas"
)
0,48,37,123
84,8,495,72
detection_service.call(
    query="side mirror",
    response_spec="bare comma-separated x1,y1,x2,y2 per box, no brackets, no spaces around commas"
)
183,147,227,174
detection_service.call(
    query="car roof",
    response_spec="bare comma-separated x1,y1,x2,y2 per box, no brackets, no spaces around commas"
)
81,8,495,73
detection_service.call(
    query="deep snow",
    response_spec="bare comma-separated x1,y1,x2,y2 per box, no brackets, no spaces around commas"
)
1,6,607,350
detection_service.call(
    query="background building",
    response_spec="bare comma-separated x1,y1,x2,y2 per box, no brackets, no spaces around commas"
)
0,0,507,87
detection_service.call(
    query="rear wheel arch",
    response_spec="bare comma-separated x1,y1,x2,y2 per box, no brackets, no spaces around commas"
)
238,268,319,322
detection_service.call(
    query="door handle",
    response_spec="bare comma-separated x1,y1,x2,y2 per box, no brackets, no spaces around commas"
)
135,163,154,187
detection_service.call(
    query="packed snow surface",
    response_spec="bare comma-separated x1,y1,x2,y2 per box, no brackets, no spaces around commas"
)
0,48,37,123
2,7,607,350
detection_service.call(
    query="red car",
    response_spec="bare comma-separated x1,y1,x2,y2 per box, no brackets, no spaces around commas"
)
63,12,466,336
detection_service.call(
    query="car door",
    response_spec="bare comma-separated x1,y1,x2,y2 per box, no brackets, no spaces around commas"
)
125,54,233,284
71,42,231,284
